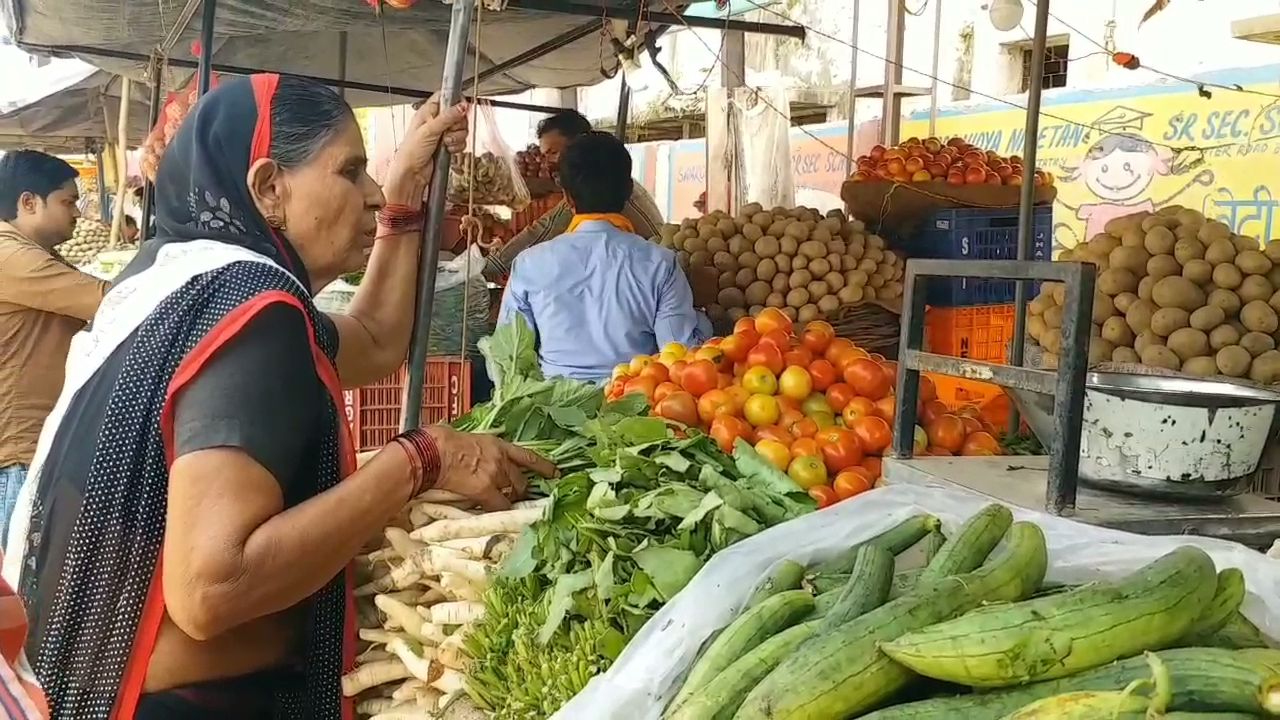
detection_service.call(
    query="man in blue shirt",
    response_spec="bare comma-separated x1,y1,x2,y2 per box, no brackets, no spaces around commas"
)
498,132,709,382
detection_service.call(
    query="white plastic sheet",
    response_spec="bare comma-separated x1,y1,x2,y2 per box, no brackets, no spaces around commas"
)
554,484,1280,720
705,86,795,214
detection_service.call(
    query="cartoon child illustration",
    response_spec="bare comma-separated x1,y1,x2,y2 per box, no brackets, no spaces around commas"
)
1055,132,1213,249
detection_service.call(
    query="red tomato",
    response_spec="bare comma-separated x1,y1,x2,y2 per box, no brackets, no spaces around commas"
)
819,429,864,473
844,358,891,400
720,333,752,363
851,416,893,455
697,389,736,425
808,484,839,509
920,399,949,426
746,343,785,376
623,376,658,401
833,468,874,500
861,456,883,479
783,346,814,368
755,307,793,336
668,360,689,388
926,415,967,453
962,431,1002,456
919,374,938,403
733,318,761,348
824,338,857,366
759,329,792,351
790,417,819,439
654,391,699,426
639,362,669,385
842,397,877,425
652,381,681,404
801,321,835,354
710,415,753,454
754,424,793,444
879,361,898,390
874,395,897,422
825,382,857,412
790,437,820,458
680,359,719,396
808,359,838,391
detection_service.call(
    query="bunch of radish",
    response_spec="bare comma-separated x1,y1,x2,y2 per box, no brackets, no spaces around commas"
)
345,467,547,719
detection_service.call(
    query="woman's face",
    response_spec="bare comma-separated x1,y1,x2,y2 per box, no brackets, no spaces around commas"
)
273,117,384,287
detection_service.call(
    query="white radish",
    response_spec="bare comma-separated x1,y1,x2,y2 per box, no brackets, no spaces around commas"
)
342,658,411,696
411,613,450,644
439,573,484,602
430,601,485,626
386,636,437,682
375,595,431,643
439,533,514,561
384,527,425,558
430,667,466,695
369,701,437,720
409,502,475,527
390,679,430,703
436,632,469,671
356,560,420,596
414,548,491,585
410,507,544,543
355,697,399,714
513,498,552,511
359,628,409,645
357,647,394,664
359,548,397,567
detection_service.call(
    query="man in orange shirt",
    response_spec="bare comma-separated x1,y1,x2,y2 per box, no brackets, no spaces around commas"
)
0,151,111,539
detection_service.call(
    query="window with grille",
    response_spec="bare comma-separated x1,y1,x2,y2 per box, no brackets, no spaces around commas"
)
1020,41,1069,92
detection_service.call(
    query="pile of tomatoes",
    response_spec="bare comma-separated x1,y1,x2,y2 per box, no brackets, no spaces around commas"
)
846,136,1055,188
604,308,1005,509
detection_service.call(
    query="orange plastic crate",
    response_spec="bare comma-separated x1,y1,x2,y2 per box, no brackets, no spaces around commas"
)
343,358,472,451
508,193,563,236
924,304,1015,363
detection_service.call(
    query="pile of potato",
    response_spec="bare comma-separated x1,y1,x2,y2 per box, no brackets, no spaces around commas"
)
60,218,119,266
653,203,905,324
1031,206,1280,384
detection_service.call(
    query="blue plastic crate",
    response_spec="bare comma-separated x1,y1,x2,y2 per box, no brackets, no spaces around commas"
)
902,206,1053,307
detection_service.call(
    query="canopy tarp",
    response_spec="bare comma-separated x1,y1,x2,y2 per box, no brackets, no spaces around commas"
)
0,61,152,152
0,1,653,107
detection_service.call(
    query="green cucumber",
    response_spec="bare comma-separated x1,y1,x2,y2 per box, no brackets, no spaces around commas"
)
860,647,1280,720
916,503,1013,586
745,559,805,608
1202,612,1272,649
808,573,847,595
669,590,813,710
665,621,817,720
733,521,1047,720
1183,568,1246,643
883,546,1218,687
821,544,894,629
810,514,940,575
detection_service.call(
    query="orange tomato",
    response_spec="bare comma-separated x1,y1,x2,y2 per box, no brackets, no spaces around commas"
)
725,384,750,412
629,355,655,374
808,359,838,391
717,373,733,390
815,426,850,447
680,359,719,396
755,438,792,471
639,362,670,384
879,361,898,389
697,389,736,425
787,454,828,489
844,358,891,400
874,395,897,422
694,345,727,368
962,431,1002,456
861,456,883,479
720,333,752,363
919,374,938,403
746,342,785,375
807,484,839,508
783,346,814,368
790,437,820,458
652,381,681,404
833,468,874,500
734,316,757,335
654,391,699,426
869,353,886,363
926,414,967,453
824,338,857,365
779,408,806,432
954,403,982,419
668,360,689,387
851,416,893,455
760,329,792,351
754,424,792,444
623,376,658,400
710,415,753,454
790,417,819,439
801,321,835,354
755,307,794,336
776,396,803,414
819,429,864,473
920,399,949,425
959,415,984,435
825,382,857,412
926,445,953,456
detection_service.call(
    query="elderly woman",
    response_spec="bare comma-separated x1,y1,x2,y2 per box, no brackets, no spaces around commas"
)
3,74,555,720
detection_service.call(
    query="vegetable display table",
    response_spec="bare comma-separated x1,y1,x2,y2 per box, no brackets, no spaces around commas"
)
882,455,1280,549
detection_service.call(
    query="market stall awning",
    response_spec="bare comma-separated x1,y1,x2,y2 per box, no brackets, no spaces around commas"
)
0,62,153,152
0,1,683,107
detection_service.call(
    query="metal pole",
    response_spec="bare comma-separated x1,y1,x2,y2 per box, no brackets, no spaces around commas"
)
1009,0,1051,432
880,0,906,145
139,64,163,241
402,0,476,431
197,0,216,96
337,31,348,101
504,0,806,38
928,0,942,136
844,0,861,175
94,147,109,223
615,74,631,140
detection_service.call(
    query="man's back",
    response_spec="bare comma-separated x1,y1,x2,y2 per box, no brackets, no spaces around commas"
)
498,220,703,382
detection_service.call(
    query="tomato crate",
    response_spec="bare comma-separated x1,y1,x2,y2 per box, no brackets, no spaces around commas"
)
924,304,1015,364
901,206,1052,307
343,358,472,452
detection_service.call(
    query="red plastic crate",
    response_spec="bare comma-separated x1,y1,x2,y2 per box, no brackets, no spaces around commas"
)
343,358,472,451
924,304,1015,363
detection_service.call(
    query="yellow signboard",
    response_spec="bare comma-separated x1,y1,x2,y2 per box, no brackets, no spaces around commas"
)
899,65,1280,255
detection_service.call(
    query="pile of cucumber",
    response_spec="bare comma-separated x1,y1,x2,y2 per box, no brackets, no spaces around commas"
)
661,504,1280,720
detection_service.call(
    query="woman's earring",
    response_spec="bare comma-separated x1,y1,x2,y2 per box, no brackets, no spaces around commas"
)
265,212,287,231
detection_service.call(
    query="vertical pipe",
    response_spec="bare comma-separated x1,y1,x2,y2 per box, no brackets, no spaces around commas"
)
1009,0,1051,431
1047,262,1094,515
94,148,109,224
108,78,132,249
880,0,906,145
615,74,631,140
402,0,476,431
844,0,861,174
140,69,163,242
890,262,928,459
337,31,349,101
928,0,943,136
197,0,217,96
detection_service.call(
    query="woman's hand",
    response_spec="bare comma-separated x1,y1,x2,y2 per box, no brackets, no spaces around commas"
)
422,425,558,511
383,97,470,205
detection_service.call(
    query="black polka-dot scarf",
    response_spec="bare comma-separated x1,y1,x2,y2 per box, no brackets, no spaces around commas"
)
9,74,358,720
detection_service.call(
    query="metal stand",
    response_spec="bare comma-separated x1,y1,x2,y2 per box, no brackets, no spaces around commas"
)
402,0,475,431
197,0,216,96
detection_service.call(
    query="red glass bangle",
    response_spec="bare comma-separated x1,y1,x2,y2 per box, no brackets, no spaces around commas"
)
393,428,442,498
377,204,425,234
